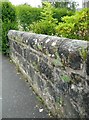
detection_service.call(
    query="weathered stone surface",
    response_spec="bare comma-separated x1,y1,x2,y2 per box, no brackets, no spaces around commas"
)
38,60,53,80
58,40,87,69
8,30,89,118
86,49,89,75
68,51,82,69
13,42,22,56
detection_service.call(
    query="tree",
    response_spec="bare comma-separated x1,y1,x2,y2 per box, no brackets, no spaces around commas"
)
53,7,74,23
30,2,57,35
1,2,17,54
16,4,42,31
41,2,57,23
53,0,78,11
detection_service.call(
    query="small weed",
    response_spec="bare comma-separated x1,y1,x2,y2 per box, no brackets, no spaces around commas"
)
56,97,63,105
52,51,63,67
36,95,44,104
79,47,88,61
37,44,42,51
60,74,70,82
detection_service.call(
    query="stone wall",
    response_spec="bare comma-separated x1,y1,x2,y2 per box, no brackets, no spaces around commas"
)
8,30,89,118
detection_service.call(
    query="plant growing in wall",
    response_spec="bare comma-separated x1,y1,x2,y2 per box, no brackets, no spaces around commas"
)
56,97,63,106
37,43,43,51
79,47,88,62
60,74,71,82
79,47,88,76
52,51,63,67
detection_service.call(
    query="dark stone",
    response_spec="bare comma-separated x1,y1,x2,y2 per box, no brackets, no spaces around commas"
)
28,35,38,48
26,49,31,63
39,60,53,79
8,30,89,118
68,51,82,70
23,48,27,59
55,81,68,93
58,47,69,64
43,39,55,54
22,33,35,44
86,51,89,75
30,53,38,65
68,89,78,102
71,73,83,83
26,50,38,65
43,56,48,63
18,45,22,56
87,80,89,86
83,93,89,118
39,37,49,53
13,42,22,56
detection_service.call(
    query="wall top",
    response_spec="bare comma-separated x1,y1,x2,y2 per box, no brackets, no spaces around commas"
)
8,30,88,52
8,30,89,70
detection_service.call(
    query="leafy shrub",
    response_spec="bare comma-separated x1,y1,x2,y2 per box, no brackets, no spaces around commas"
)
53,8,74,23
16,4,42,31
30,20,56,35
56,8,89,41
1,2,18,54
30,2,57,35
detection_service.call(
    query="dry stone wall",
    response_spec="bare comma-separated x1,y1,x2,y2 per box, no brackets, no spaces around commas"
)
8,30,89,118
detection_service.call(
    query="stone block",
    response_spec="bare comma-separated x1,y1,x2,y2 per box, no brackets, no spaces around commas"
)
8,30,89,118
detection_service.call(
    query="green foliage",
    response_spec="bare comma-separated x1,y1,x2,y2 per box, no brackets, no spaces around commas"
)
29,2,75,35
52,52,63,67
56,97,63,105
79,47,88,61
56,8,89,41
37,44,42,51
53,8,74,23
30,2,57,35
1,2,18,54
41,2,57,23
60,74,71,82
30,20,56,35
16,4,42,31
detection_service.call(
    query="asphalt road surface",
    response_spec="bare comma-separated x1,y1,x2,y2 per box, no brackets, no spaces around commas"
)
2,54,51,118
